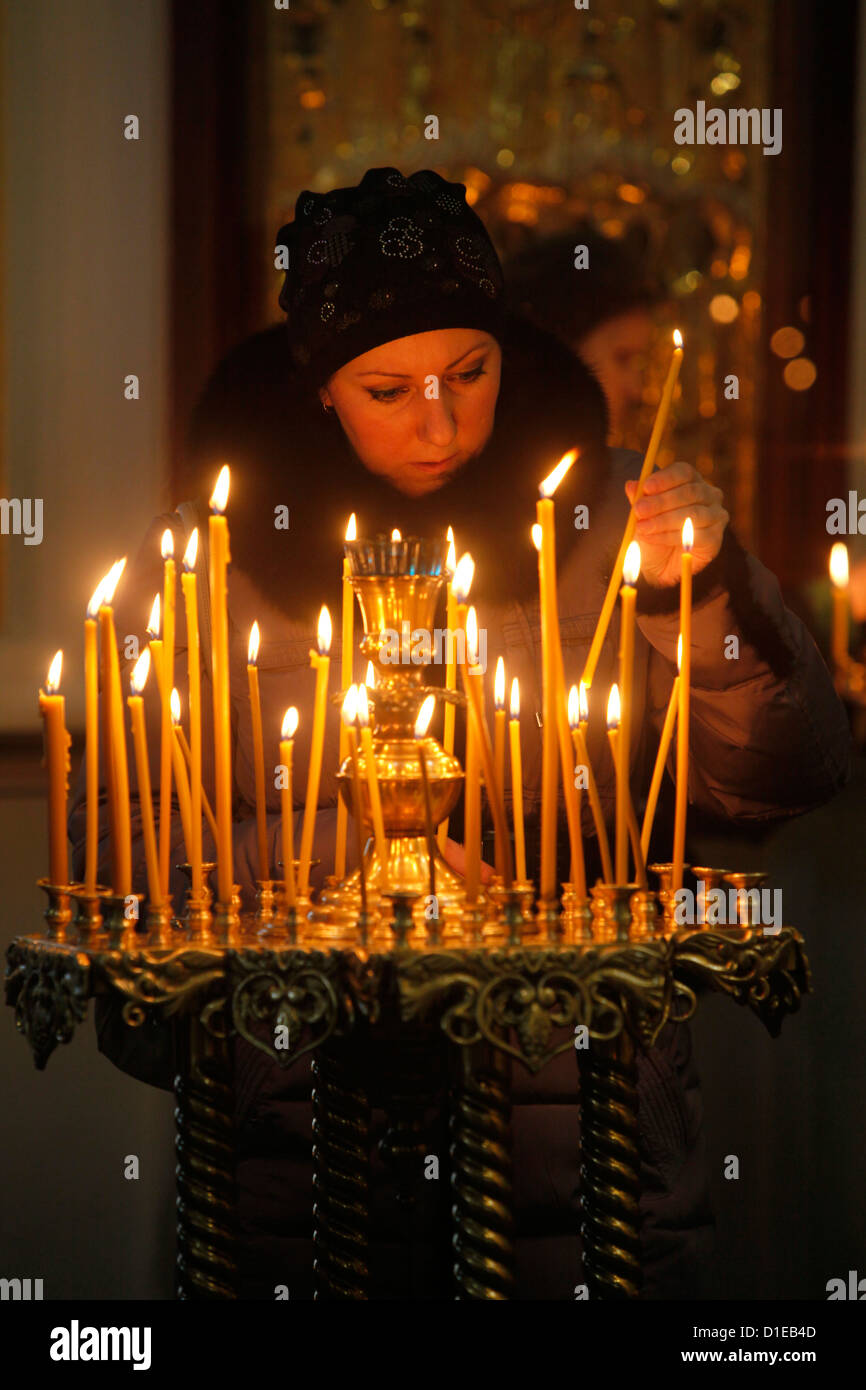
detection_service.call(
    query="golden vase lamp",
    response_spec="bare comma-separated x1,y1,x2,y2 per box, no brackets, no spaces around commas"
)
340,685,367,916
209,465,233,904
279,706,298,910
641,635,681,863
98,558,131,896
181,528,203,898
414,693,438,902
463,605,514,889
357,682,389,887
829,542,850,673
158,529,176,897
672,518,694,894
583,329,683,690
335,512,356,877
569,683,613,885
298,605,332,897
168,689,194,863
508,677,527,882
127,648,162,907
38,649,71,886
247,621,270,882
438,528,459,853
493,656,507,876
616,541,641,884
84,578,104,893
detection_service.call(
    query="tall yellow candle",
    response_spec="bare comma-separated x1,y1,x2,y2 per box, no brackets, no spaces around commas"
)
279,707,298,910
169,689,194,863
98,558,131,896
357,682,388,889
463,607,513,889
414,694,438,903
493,656,506,877
209,465,233,904
158,530,176,897
181,529,203,899
616,542,641,883
570,683,613,885
829,543,850,672
509,678,527,882
298,605,332,897
336,513,356,877
550,618,586,898
176,722,219,846
127,648,162,906
84,579,104,892
341,685,367,916
246,621,269,881
463,669,481,906
38,650,70,886
583,330,683,690
641,637,681,863
438,527,459,853
606,686,647,888
672,518,693,894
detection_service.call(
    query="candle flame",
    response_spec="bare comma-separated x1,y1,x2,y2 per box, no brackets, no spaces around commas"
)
130,647,151,695
531,522,542,552
345,513,356,542
606,683,621,730
391,528,402,541
451,552,475,604
46,649,63,692
446,527,456,575
494,656,505,709
210,464,230,514
182,527,199,571
568,684,579,729
357,682,370,727
677,633,683,673
673,328,683,350
170,687,181,724
248,620,260,665
510,677,520,720
86,578,106,619
281,706,298,740
100,557,127,606
682,517,694,552
829,542,849,588
341,683,358,726
579,680,589,724
466,607,479,667
365,660,376,688
161,528,174,559
539,448,577,499
317,605,332,654
623,540,641,587
414,693,436,739
146,593,161,638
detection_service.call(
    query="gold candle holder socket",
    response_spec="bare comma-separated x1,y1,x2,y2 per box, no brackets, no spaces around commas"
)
379,888,420,949
691,866,731,925
177,861,215,908
628,887,660,940
101,891,144,943
590,882,638,942
460,901,486,945
648,862,689,934
560,883,593,942
723,871,768,927
487,881,530,947
36,878,75,941
254,879,277,927
144,897,176,945
212,885,242,940
69,883,110,940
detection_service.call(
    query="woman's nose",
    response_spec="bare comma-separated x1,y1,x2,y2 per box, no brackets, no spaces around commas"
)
416,393,458,449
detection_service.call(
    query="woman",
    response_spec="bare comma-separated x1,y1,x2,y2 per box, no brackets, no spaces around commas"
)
69,167,851,1300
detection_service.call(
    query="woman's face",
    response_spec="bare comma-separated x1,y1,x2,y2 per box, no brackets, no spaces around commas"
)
320,328,502,497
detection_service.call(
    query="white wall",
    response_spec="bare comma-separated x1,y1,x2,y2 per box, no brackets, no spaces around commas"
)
0,0,169,730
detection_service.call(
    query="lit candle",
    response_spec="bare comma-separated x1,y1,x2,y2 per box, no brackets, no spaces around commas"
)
84,578,104,893
158,529,176,897
357,682,388,889
829,542,850,673
508,677,527,882
127,648,161,906
175,721,219,847
570,683,613,885
606,685,647,887
583,329,683,689
640,636,681,863
438,527,458,853
180,528,203,899
493,656,506,877
463,605,513,888
536,450,577,903
340,684,367,916
98,558,131,896
451,554,478,899
616,541,641,884
279,707,298,910
246,621,269,882
169,688,194,864
336,513,357,877
414,693,438,903
38,649,70,886
209,465,233,904
672,518,693,894
298,605,332,897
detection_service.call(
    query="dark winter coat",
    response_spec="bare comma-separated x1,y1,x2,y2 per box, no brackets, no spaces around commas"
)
69,317,852,1300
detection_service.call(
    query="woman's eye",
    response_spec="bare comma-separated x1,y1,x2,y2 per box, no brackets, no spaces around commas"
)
450,364,486,384
368,386,408,403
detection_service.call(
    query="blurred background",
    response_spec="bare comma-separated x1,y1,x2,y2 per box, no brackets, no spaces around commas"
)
1,0,864,1300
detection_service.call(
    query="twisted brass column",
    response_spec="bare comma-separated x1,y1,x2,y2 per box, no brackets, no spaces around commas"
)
174,1011,238,1300
450,1043,514,1299
312,1039,371,1299
578,1032,641,1299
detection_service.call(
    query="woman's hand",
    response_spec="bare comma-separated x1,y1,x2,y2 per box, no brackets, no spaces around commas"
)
625,461,729,588
441,836,495,884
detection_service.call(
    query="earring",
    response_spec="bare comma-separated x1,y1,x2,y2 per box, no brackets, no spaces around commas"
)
321,399,334,414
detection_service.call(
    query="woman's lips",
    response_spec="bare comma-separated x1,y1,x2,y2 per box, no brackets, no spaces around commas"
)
411,454,458,472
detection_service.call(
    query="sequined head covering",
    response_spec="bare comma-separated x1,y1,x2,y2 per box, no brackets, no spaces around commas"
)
276,167,505,383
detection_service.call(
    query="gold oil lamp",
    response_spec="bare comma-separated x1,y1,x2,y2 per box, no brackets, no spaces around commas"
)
310,534,474,934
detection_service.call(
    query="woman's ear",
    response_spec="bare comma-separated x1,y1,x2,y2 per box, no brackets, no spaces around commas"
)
318,385,333,410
